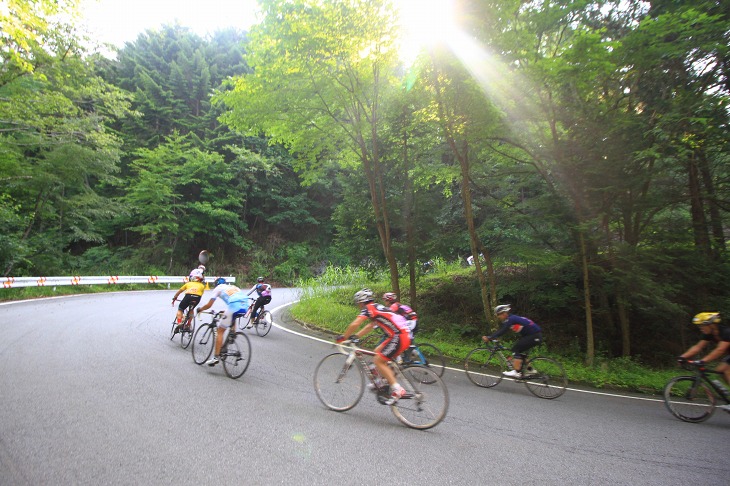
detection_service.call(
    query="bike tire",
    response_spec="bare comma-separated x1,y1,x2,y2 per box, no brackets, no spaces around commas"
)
255,311,273,337
313,353,365,412
192,324,215,365
522,357,567,399
663,376,716,423
464,347,507,388
180,311,195,349
390,365,449,430
406,343,445,381
169,319,178,341
222,332,251,379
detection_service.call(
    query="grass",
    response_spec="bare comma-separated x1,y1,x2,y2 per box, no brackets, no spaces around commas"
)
290,285,680,395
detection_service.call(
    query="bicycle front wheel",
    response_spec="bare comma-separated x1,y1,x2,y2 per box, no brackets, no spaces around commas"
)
390,365,449,430
464,347,508,388
192,324,215,365
169,319,178,340
663,376,716,423
222,332,252,379
180,312,196,349
255,311,273,336
405,343,445,381
313,353,364,412
523,357,567,399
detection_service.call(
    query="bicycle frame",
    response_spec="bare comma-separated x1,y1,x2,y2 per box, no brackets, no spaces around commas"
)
680,362,730,402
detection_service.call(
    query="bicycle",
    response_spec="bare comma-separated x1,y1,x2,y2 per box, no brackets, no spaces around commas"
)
169,301,196,349
313,339,449,430
464,339,567,399
235,297,273,337
398,337,446,383
663,360,730,423
191,310,252,379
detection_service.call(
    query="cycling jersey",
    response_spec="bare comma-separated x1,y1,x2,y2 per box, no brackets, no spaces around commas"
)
489,314,542,339
700,325,730,344
359,302,409,337
248,283,272,297
177,281,205,297
210,284,247,305
389,302,417,321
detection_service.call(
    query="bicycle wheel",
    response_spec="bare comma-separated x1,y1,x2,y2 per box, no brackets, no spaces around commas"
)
522,357,567,399
405,343,445,382
255,311,273,337
464,347,508,388
192,324,215,365
663,376,716,423
390,365,449,430
222,332,252,379
169,319,178,340
180,311,195,349
313,353,365,412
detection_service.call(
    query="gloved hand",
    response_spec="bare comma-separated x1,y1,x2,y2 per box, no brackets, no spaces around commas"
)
676,356,687,364
335,335,346,343
690,360,705,366
348,335,360,344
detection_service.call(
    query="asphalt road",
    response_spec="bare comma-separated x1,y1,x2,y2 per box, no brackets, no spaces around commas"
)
0,290,727,485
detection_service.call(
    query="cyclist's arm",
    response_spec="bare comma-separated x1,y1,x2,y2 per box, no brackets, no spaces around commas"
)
355,322,376,339
197,297,216,313
341,315,369,340
488,321,511,340
680,340,709,359
700,340,730,362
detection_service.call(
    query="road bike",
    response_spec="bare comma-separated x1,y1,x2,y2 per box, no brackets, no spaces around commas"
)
398,339,446,383
170,301,196,349
663,360,730,423
235,297,273,337
464,339,567,399
313,339,449,430
191,310,252,379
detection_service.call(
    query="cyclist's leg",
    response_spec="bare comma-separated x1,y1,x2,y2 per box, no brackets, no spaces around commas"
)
511,333,543,372
375,333,410,387
718,356,730,385
176,295,193,329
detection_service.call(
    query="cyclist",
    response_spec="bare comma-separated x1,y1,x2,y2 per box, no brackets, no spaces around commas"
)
170,274,205,333
247,276,272,320
482,304,543,378
196,277,249,367
678,312,730,410
189,265,206,282
383,292,417,339
336,289,412,404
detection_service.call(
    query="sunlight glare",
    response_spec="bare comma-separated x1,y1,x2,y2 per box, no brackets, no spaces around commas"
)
397,0,458,65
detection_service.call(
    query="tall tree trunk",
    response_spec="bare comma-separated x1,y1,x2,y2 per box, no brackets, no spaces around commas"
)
698,151,725,257
402,126,418,309
578,230,595,366
687,152,711,256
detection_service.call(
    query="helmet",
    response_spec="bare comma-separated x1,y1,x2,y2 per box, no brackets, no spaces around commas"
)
214,277,227,287
257,276,265,283
692,312,720,326
198,265,206,272
353,288,374,304
383,292,398,303
494,304,511,315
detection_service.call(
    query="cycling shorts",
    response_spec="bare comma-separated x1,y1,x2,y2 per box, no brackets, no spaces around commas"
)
377,332,411,361
511,332,543,357
178,294,201,312
220,301,248,329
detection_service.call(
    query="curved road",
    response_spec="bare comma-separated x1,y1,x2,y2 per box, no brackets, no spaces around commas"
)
0,290,727,485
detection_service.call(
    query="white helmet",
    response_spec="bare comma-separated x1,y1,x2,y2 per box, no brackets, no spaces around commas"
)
494,304,511,315
353,288,374,304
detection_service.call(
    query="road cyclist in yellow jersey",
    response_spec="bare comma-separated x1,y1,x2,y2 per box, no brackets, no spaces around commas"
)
171,273,205,334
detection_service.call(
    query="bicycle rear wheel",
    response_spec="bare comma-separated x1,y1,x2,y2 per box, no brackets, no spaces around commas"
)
255,310,272,336
522,357,567,399
313,353,365,412
192,324,215,365
464,347,507,388
404,343,445,382
390,365,449,430
180,311,195,349
663,376,716,423
222,332,251,379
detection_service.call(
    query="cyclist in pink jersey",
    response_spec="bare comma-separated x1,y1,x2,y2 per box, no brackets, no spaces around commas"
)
336,288,411,404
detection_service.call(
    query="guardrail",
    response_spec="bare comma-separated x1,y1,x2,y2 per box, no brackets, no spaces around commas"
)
1,276,236,289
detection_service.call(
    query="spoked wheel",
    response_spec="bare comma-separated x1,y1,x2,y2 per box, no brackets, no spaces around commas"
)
464,348,508,388
221,332,251,379
169,319,178,340
180,312,196,349
522,357,567,399
403,343,445,382
255,311,273,337
390,365,449,430
663,376,716,423
313,353,365,412
192,324,215,365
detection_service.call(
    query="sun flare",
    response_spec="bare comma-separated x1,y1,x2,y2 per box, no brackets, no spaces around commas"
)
396,0,458,64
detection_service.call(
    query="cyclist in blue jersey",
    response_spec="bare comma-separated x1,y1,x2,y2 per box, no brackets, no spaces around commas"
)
336,289,411,404
196,277,249,367
482,305,543,378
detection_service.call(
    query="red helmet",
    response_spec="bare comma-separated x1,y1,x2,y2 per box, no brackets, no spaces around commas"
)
383,292,398,303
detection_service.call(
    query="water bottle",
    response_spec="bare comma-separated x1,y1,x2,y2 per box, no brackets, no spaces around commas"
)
711,379,729,398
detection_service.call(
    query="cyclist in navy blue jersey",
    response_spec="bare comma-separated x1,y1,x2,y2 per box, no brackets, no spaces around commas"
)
482,305,543,378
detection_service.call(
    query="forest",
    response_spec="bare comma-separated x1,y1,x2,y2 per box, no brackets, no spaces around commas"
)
1,0,728,365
